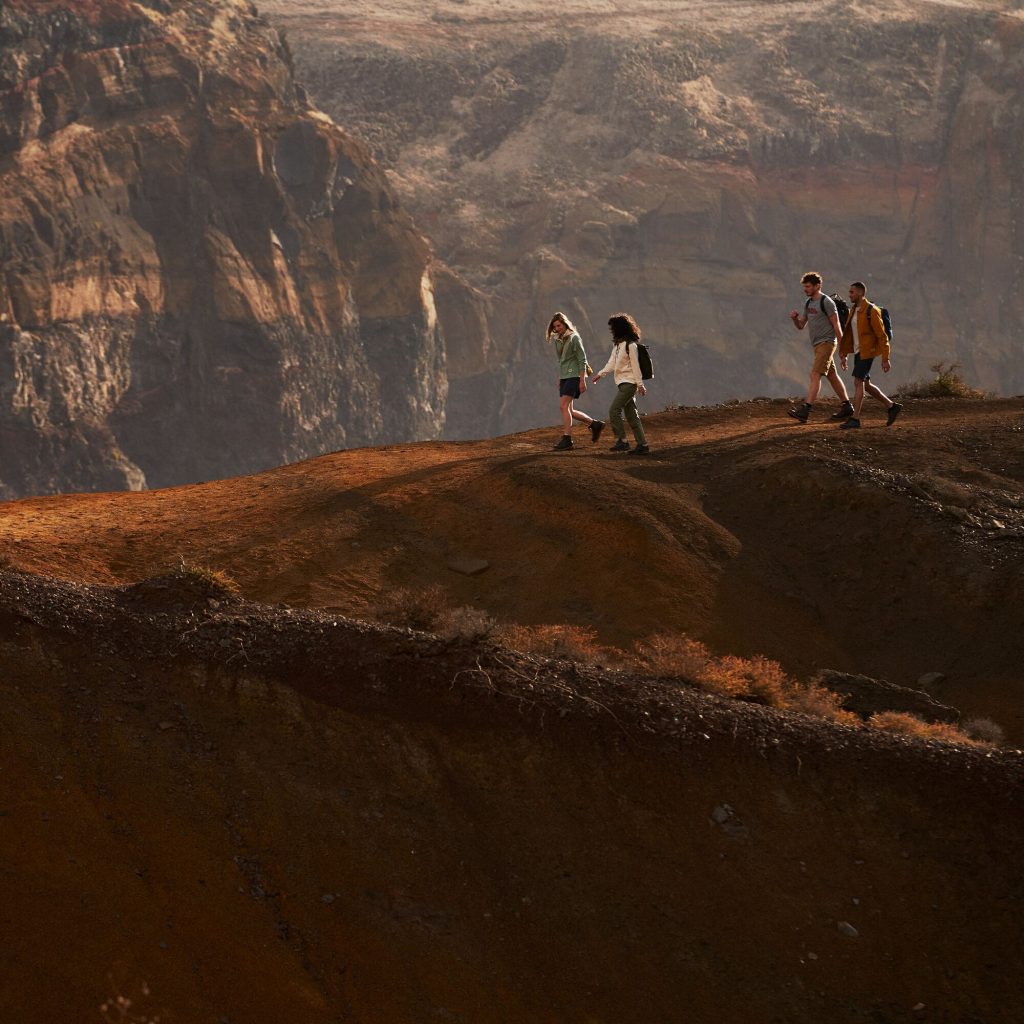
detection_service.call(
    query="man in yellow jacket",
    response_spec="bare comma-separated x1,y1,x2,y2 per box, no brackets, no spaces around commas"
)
838,281,903,430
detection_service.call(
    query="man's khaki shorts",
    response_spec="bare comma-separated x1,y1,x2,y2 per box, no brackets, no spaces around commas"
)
812,341,837,376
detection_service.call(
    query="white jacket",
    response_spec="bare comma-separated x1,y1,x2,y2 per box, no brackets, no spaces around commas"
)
598,341,643,386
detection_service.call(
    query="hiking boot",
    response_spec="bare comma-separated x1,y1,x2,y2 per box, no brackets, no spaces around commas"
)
627,444,651,456
829,401,855,421
839,417,861,430
886,402,904,427
787,403,811,423
552,435,573,450
589,420,605,444
609,439,630,452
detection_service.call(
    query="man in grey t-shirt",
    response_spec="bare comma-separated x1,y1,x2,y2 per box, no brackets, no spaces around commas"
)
787,271,853,423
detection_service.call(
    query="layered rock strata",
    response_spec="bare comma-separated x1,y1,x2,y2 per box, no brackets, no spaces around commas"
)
0,0,459,496
265,0,1024,434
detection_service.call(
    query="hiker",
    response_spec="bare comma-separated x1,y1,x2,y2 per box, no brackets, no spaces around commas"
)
547,312,603,451
837,281,903,429
787,271,854,423
590,312,650,455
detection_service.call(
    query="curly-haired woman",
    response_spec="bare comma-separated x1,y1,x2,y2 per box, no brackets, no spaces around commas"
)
590,313,650,454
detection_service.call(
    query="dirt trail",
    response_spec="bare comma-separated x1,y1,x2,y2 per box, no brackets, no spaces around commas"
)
2,396,1023,736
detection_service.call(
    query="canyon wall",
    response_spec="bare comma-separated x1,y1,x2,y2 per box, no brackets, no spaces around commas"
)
266,0,1024,436
0,0,472,497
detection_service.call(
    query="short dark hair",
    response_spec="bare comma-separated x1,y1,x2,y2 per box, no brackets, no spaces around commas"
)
850,281,866,294
607,313,641,342
801,272,822,286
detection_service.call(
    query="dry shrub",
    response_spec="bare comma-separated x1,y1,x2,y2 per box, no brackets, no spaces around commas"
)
868,711,989,746
634,634,858,725
784,684,860,726
634,634,711,678
438,606,496,643
178,560,240,595
896,361,986,400
497,624,619,665
961,716,1005,745
374,584,448,631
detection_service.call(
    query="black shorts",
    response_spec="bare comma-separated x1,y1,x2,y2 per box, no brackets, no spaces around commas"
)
853,354,874,381
559,377,581,399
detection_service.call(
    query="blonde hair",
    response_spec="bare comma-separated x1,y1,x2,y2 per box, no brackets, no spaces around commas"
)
547,311,577,336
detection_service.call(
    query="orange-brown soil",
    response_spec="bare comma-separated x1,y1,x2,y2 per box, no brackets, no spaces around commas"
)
3,396,1023,734
2,397,1023,1023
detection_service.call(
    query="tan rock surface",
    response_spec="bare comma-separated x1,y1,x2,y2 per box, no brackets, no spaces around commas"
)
0,0,470,497
265,0,1024,434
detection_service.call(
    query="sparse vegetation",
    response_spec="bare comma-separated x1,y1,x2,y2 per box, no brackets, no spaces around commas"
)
896,362,987,400
496,624,622,665
373,584,449,631
438,606,497,643
867,711,991,746
177,558,240,595
961,716,1005,745
633,634,858,725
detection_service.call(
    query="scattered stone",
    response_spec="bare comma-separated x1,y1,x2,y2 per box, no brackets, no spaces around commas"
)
837,921,859,938
944,506,969,522
710,804,750,840
917,672,946,691
446,557,490,577
157,721,175,731
321,894,335,904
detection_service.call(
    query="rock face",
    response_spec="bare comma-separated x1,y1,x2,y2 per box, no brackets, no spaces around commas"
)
0,0,460,497
264,0,1024,435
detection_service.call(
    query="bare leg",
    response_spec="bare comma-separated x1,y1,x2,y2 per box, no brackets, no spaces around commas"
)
852,378,867,418
571,406,594,425
865,380,894,408
560,396,574,434
826,364,850,403
805,370,824,405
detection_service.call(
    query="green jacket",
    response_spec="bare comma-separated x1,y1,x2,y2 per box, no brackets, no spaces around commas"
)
553,331,587,378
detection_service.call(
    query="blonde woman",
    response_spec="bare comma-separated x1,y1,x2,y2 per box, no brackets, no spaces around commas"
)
547,311,604,450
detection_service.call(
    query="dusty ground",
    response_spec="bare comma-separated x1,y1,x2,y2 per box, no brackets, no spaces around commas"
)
2,395,1022,736
2,396,1023,1021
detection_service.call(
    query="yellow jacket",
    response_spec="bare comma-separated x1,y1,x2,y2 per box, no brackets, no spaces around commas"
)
840,301,890,360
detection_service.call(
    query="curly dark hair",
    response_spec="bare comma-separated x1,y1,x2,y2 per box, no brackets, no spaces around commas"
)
607,313,640,343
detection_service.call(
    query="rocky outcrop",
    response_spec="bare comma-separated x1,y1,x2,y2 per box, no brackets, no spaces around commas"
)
818,670,960,725
0,0,461,497
265,1,1024,434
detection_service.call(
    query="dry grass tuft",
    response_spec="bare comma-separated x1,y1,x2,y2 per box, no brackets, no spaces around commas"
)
867,711,990,746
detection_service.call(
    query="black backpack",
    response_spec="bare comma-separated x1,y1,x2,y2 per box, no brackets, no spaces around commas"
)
628,340,654,380
877,304,893,342
806,292,849,332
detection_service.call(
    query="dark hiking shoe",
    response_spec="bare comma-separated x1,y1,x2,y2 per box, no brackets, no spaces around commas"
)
627,444,651,456
886,403,904,427
839,417,861,430
552,435,574,450
787,403,811,423
589,420,605,443
829,401,855,421
609,439,630,452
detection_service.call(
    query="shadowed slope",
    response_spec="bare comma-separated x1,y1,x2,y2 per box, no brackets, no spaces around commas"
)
1,398,1022,736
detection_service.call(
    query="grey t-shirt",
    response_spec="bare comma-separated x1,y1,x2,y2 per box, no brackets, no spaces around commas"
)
804,294,838,347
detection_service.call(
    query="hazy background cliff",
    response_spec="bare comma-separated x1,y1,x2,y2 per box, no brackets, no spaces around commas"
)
265,0,1024,437
0,0,488,497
